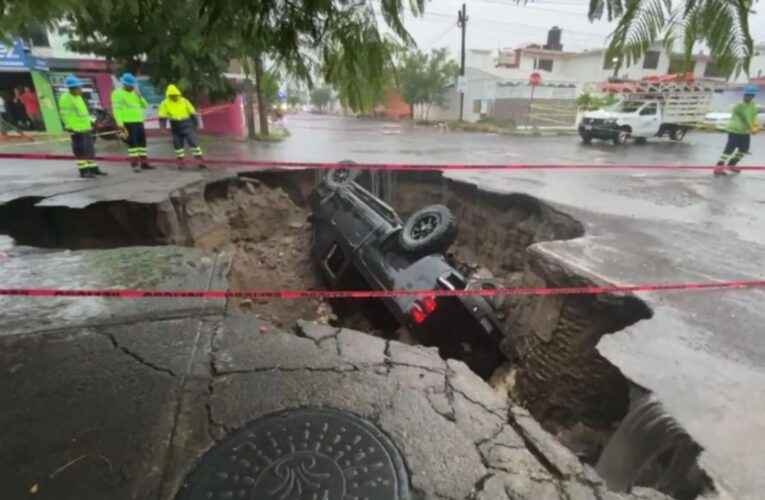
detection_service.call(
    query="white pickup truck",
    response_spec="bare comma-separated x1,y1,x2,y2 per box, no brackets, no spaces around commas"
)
578,80,721,145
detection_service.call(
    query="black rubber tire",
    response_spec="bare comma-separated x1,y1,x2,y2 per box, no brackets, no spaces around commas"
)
671,127,687,142
580,134,593,144
612,128,630,146
400,204,458,255
324,161,360,189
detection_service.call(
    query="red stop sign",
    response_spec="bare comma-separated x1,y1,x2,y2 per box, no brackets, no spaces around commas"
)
529,71,542,86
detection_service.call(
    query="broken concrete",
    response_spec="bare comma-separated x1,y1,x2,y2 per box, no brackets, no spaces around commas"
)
0,238,664,500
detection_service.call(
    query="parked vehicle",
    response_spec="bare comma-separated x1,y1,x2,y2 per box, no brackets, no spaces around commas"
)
308,166,508,377
579,79,722,145
703,104,765,130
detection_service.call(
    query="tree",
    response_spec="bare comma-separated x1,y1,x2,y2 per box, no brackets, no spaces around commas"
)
261,68,281,108
2,0,424,138
310,87,333,112
286,87,301,107
586,0,755,77
0,0,75,39
397,47,459,120
59,0,234,98
199,0,424,136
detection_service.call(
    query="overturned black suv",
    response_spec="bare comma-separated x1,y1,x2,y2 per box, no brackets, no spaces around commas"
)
308,166,508,377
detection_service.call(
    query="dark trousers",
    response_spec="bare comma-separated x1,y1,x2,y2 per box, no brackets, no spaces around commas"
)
170,119,203,161
71,132,97,171
717,132,751,167
124,122,148,167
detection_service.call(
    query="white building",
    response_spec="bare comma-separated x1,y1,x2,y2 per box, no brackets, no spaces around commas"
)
498,42,727,89
419,49,578,125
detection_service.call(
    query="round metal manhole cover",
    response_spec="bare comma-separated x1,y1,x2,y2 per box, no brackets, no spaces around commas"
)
176,408,410,500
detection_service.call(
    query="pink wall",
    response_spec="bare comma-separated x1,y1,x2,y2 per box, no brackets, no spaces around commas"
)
77,72,116,110
196,94,245,136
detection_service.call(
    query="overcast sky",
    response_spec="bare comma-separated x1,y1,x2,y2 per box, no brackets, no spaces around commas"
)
393,0,765,56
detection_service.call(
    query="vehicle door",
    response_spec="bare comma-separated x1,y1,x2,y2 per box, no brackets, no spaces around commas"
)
636,102,660,136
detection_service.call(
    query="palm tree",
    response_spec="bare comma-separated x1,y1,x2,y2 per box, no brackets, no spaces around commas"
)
587,0,757,77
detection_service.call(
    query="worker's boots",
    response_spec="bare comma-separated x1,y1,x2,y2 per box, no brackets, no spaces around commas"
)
194,155,207,169
80,169,97,179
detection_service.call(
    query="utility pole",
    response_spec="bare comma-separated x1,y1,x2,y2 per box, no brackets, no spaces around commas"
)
457,3,467,121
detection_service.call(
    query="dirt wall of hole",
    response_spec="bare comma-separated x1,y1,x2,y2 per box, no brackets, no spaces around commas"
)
510,254,653,432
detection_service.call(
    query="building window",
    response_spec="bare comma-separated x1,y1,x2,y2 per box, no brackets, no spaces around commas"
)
536,59,554,72
25,24,50,48
643,51,660,69
668,56,695,74
703,62,727,78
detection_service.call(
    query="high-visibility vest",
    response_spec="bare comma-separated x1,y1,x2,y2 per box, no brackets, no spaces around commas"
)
158,97,197,121
58,92,91,132
111,87,147,125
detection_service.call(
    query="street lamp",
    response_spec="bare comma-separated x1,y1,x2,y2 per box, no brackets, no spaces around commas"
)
612,57,620,79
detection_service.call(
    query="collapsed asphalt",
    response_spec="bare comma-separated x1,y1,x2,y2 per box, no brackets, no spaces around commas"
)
2,116,765,498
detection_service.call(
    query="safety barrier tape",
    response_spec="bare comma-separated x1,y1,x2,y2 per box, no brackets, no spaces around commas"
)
0,103,237,151
1,152,764,171
1,278,764,299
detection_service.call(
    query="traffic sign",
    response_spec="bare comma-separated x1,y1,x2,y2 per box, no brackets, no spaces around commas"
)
529,71,542,86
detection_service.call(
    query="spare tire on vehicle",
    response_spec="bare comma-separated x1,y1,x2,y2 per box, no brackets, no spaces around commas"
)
400,204,458,255
324,160,360,189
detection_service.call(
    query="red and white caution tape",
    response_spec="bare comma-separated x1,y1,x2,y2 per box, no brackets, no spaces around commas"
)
2,152,765,171
1,278,764,299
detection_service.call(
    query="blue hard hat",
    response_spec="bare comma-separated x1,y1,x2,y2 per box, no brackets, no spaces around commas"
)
64,75,83,88
743,84,759,95
120,73,137,86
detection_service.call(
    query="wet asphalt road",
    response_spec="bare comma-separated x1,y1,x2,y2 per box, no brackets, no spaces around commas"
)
2,115,765,497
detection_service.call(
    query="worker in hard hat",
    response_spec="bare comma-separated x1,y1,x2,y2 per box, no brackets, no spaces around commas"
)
157,84,205,169
715,84,760,176
111,72,154,173
58,75,106,178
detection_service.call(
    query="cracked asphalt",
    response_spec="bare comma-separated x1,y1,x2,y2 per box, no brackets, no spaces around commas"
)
3,115,765,498
0,246,669,500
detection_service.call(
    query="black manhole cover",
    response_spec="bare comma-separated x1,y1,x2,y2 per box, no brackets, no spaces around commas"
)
176,408,410,500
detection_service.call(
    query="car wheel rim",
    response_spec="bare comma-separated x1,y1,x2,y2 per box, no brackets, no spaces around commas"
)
332,168,350,183
411,214,440,240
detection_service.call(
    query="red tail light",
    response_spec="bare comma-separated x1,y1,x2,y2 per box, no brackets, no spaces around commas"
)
410,304,427,324
422,297,437,313
411,297,437,324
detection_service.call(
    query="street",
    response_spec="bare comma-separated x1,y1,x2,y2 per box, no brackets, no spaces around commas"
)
2,115,765,499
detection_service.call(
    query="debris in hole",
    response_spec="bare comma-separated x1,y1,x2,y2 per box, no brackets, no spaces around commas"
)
0,165,713,499
308,167,509,379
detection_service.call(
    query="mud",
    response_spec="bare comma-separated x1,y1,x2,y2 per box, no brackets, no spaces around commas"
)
0,170,712,499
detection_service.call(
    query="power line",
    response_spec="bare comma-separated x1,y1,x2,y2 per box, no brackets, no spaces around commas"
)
473,0,592,17
421,23,458,49
422,11,605,40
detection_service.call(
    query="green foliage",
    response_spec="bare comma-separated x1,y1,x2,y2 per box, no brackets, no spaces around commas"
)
260,69,281,107
310,87,333,111
0,0,74,41
200,0,425,114
576,92,618,110
397,47,459,113
59,0,234,98
586,0,756,77
287,87,301,107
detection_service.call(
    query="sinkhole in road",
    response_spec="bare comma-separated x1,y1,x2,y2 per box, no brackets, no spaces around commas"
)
0,169,713,499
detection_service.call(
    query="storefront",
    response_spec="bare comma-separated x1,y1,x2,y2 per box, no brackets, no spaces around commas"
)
0,38,61,133
46,57,116,112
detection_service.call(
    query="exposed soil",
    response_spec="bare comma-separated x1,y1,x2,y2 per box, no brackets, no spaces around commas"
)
0,170,712,499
